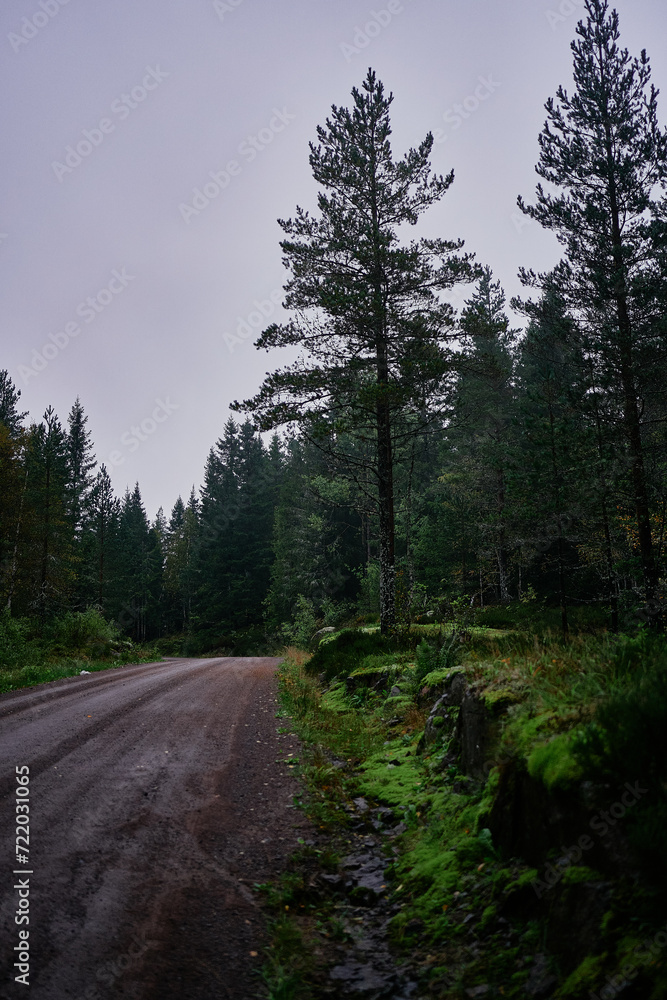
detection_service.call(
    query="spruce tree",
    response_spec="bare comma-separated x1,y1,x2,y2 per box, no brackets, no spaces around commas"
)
86,464,120,612
0,372,28,608
65,398,96,542
25,407,72,615
453,269,519,603
116,484,152,640
0,370,27,436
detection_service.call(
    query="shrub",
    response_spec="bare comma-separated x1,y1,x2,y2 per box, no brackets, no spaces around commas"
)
280,595,319,649
0,609,29,668
49,608,120,656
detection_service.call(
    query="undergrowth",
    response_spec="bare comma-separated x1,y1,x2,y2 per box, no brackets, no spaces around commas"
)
263,629,667,999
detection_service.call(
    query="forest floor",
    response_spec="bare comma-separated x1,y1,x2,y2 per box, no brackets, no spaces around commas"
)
0,656,311,1000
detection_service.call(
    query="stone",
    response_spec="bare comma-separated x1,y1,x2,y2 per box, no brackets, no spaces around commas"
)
311,626,336,644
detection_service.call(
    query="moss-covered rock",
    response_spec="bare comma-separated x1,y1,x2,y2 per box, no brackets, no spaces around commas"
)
528,733,583,791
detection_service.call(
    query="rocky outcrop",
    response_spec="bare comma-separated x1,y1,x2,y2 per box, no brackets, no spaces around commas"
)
418,669,507,780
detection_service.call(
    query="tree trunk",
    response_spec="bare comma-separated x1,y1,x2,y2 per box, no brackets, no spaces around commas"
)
603,115,657,605
588,367,619,632
40,458,51,617
6,468,29,612
496,470,510,603
548,404,568,637
377,398,396,634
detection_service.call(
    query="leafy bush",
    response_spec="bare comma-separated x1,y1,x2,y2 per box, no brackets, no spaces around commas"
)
354,562,381,615
280,595,319,649
0,609,29,668
49,608,121,656
320,597,354,629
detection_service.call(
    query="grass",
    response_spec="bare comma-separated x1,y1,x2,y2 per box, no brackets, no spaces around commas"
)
0,648,164,695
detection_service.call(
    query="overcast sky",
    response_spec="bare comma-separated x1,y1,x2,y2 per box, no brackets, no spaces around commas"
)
2,0,665,520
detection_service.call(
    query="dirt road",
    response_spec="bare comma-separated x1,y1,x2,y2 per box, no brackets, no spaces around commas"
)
0,657,309,1000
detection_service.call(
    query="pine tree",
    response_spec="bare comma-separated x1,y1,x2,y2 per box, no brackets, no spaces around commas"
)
514,291,590,634
517,0,667,608
85,464,121,612
0,370,27,436
65,398,96,542
116,484,152,640
24,407,72,615
233,69,476,634
0,372,28,608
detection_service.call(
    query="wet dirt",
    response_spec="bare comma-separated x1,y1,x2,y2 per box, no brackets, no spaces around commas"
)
0,657,309,1000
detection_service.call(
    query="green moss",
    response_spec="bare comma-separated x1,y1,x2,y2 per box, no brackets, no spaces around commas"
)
358,744,426,807
482,687,524,714
421,665,464,689
560,865,603,886
527,733,583,791
320,681,350,714
506,868,539,891
556,953,607,997
381,695,413,716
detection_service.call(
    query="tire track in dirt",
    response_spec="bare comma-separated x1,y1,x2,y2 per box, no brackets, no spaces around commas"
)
0,657,309,1000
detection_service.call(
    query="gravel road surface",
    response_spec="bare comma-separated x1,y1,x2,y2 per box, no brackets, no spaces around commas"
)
0,657,308,1000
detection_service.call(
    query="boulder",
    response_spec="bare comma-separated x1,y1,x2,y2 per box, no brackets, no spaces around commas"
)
311,626,336,646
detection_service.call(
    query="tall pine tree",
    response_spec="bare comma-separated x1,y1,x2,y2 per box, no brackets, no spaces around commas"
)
517,0,667,610
233,69,477,633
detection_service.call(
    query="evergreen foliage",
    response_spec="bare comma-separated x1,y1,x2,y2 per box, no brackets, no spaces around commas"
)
1,13,666,651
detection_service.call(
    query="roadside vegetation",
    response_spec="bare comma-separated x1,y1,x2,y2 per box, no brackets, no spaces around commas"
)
0,606,163,694
259,622,667,999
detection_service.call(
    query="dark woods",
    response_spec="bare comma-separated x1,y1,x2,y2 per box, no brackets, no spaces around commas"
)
1,1,666,651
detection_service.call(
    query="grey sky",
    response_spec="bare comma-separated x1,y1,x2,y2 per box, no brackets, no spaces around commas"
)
2,0,665,519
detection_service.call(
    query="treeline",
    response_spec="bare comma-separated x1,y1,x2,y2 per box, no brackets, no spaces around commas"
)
2,2,666,648
1,256,665,648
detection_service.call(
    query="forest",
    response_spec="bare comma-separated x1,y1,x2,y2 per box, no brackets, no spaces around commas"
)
3,3,667,995
1,0,666,662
